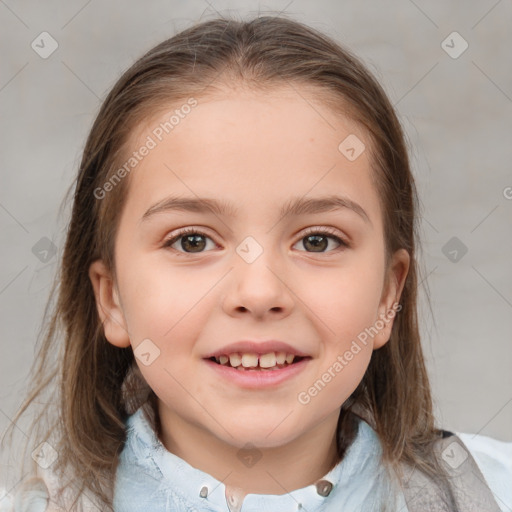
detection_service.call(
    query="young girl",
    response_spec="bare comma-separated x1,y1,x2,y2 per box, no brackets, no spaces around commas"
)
1,14,511,512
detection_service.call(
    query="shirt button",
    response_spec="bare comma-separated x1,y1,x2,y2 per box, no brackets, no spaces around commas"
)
315,480,333,497
199,486,208,498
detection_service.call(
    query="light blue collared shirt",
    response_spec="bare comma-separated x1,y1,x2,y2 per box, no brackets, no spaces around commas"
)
113,406,512,512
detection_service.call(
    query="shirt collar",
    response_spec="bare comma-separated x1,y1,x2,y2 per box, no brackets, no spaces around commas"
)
120,404,387,512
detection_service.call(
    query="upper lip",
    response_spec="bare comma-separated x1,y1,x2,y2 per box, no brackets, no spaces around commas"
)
203,340,311,359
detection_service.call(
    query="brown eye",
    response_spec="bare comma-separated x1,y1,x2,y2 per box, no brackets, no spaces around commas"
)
303,234,330,252
293,229,348,253
179,234,207,252
163,229,216,254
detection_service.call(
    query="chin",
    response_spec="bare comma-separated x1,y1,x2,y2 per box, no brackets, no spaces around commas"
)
216,422,301,450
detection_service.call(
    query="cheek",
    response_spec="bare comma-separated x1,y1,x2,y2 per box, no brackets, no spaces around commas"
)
300,258,384,342
118,256,210,338
122,262,214,403
296,327,373,417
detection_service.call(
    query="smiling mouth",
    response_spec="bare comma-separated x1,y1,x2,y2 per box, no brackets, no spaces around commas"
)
207,353,310,371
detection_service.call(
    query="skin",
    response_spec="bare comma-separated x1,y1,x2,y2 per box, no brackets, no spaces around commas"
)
89,84,409,498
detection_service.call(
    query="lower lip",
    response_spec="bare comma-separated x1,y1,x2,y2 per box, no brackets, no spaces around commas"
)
203,358,311,389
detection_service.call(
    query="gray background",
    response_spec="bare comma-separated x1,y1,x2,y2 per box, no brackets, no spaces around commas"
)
1,0,511,470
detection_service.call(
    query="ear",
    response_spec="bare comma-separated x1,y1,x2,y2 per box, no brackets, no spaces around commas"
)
373,248,410,350
88,259,131,348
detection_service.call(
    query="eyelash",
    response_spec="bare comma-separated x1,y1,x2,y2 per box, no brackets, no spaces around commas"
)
162,226,349,255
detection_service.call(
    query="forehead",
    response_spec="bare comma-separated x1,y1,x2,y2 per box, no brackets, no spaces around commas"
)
120,85,382,226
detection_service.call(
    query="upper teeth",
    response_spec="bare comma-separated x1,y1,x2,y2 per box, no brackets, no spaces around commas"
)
216,352,296,368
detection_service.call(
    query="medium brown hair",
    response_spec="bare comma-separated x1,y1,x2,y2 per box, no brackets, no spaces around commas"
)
3,13,448,510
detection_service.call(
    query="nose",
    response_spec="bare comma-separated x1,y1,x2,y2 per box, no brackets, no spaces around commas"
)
222,244,295,320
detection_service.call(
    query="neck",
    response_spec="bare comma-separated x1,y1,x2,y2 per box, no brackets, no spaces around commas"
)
156,401,342,498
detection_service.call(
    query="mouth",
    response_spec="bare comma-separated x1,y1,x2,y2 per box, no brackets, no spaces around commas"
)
207,352,310,371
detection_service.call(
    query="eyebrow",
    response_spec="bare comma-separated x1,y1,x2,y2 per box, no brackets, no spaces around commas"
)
141,194,372,225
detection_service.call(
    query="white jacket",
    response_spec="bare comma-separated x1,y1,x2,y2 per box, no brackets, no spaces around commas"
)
2,408,511,512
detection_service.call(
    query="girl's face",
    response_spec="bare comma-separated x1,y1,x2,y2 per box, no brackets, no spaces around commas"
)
90,85,408,451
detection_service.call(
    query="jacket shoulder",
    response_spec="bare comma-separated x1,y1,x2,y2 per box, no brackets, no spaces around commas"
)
457,431,512,512
400,432,504,511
